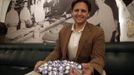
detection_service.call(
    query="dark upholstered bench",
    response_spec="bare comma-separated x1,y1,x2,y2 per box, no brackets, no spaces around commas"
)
0,42,134,75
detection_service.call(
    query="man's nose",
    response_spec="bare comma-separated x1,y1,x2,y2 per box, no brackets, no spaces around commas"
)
77,10,82,15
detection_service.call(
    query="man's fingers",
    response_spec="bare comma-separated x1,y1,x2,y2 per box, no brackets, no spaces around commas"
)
70,67,75,75
81,63,93,75
34,61,46,72
82,63,89,69
70,67,82,75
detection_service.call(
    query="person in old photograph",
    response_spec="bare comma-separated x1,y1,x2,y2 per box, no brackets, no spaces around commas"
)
33,0,105,75
20,1,32,29
127,0,134,20
87,0,117,42
115,0,134,41
33,0,45,25
5,0,19,35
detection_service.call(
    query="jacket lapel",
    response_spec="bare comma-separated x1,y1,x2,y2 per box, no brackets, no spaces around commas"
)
62,25,72,59
75,23,92,59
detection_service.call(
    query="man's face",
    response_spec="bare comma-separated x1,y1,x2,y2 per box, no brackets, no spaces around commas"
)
71,2,89,25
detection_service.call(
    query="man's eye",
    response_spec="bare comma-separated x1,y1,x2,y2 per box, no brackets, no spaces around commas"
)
81,9,87,13
74,9,79,12
74,9,87,13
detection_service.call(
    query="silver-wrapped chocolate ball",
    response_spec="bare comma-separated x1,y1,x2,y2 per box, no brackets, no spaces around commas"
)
38,60,83,75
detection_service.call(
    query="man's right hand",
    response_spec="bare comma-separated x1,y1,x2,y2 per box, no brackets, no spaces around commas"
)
34,60,47,72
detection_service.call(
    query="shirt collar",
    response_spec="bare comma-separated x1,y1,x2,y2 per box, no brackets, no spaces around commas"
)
71,22,87,32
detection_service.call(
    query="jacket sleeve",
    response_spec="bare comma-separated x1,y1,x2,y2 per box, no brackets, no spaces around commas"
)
88,28,105,75
44,30,62,61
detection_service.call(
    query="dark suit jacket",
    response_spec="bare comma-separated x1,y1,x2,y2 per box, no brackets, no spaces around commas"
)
45,22,105,75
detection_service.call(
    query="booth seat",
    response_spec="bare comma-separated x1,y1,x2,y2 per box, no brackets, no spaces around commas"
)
0,42,134,75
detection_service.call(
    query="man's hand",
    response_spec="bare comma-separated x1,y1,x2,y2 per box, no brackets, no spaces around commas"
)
70,67,82,75
82,63,93,75
34,60,46,72
69,63,93,75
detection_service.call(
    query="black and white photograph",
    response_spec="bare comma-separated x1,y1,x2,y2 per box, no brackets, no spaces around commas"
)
0,0,134,43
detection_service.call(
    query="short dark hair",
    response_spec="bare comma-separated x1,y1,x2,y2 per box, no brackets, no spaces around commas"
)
71,0,91,12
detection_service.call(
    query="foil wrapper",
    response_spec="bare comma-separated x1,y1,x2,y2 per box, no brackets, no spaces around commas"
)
38,60,83,75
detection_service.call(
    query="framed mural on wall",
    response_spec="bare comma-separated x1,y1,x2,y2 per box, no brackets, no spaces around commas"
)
0,0,134,43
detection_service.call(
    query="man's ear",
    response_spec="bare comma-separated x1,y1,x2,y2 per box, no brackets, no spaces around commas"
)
87,13,90,18
71,11,74,18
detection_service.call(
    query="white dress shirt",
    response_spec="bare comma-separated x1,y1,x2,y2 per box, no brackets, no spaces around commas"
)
68,23,86,60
